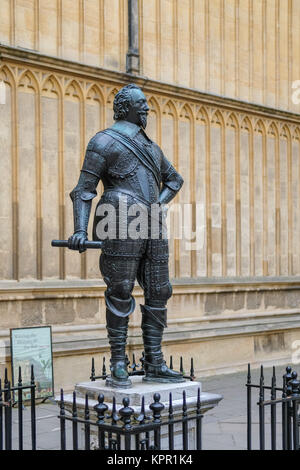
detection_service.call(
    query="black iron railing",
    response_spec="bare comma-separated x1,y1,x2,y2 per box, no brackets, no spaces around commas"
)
0,366,36,450
58,388,203,451
246,364,300,450
90,354,196,382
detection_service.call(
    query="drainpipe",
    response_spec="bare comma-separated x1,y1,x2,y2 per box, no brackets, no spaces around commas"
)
126,0,140,74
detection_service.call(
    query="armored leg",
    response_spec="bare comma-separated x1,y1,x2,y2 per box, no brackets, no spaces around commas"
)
105,306,132,388
138,239,184,383
141,304,185,383
100,251,141,388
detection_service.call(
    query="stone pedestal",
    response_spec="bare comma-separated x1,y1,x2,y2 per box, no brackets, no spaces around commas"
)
60,376,222,450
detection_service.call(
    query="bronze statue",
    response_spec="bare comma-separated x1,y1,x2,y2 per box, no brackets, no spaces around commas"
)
67,84,184,388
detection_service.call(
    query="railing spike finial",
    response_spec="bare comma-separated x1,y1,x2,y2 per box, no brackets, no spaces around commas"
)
72,391,77,417
90,357,95,381
272,366,276,388
247,363,251,383
119,397,134,430
18,366,22,386
4,368,8,388
169,392,173,413
136,395,148,425
190,357,195,380
60,389,65,412
94,394,108,425
283,366,293,396
150,393,164,423
260,365,264,382
197,388,201,413
180,357,184,375
31,365,35,384
290,371,300,397
84,394,89,419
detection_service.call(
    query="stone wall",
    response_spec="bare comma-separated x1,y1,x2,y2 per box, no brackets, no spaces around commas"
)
0,1,300,390
0,1,299,112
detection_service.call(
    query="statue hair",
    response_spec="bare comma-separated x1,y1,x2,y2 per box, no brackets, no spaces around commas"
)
113,84,142,121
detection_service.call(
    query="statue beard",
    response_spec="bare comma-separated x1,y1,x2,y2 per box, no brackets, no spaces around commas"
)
138,111,148,129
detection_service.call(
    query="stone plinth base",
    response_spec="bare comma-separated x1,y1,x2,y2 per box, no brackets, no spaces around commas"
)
59,376,222,450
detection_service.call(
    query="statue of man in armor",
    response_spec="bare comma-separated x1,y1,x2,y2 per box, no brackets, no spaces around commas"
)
68,84,184,388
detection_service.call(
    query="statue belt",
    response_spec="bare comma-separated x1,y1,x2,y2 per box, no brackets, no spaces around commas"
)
102,187,152,209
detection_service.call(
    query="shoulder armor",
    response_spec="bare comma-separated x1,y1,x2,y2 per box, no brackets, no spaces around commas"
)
87,131,114,155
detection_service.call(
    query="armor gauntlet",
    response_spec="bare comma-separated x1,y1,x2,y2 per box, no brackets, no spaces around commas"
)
69,172,99,235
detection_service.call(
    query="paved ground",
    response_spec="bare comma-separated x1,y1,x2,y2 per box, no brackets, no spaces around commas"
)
201,365,288,450
7,364,290,450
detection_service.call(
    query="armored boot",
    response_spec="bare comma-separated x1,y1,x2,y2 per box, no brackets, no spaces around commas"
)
105,295,133,388
141,305,185,383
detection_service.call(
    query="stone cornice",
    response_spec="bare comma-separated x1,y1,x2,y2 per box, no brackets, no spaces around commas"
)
0,278,300,301
0,44,299,124
0,310,300,358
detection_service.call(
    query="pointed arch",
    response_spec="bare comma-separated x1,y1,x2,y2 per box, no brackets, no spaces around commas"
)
293,127,300,141
86,83,105,105
195,105,209,124
179,103,194,121
162,99,178,119
106,87,119,106
240,116,253,133
64,79,84,102
0,64,16,87
254,119,267,135
41,74,62,98
226,112,239,130
18,69,39,93
267,121,280,138
146,95,161,115
281,124,292,141
211,109,225,127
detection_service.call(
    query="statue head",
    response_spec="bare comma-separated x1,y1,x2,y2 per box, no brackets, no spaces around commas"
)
113,84,149,129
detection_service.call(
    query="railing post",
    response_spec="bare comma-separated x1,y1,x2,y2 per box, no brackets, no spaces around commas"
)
258,366,265,450
84,394,90,451
282,375,288,450
196,388,202,450
18,367,23,451
182,391,188,450
270,366,276,450
190,358,195,381
109,396,119,450
102,357,107,379
90,358,95,381
136,395,149,450
135,396,145,450
0,379,3,451
247,363,252,450
150,393,164,451
290,372,300,450
284,366,293,450
60,389,66,450
4,377,12,451
30,365,36,450
119,397,134,450
72,391,78,450
94,394,108,450
168,393,174,451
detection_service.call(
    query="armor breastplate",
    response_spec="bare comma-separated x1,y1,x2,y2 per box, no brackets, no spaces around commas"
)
101,135,161,205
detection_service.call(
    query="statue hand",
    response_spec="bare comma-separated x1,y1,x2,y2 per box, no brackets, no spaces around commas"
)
68,231,88,253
